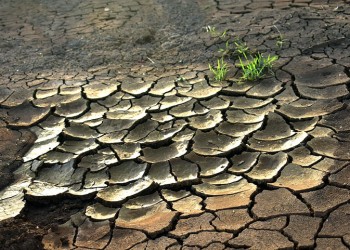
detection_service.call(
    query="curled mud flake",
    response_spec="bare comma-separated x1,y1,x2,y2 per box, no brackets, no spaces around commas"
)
192,130,243,156
23,137,60,162
222,81,255,94
225,109,265,124
188,109,223,130
246,77,283,98
200,96,230,110
84,170,109,189
143,120,187,144
202,173,242,185
194,178,256,196
245,152,288,182
83,82,118,100
98,130,128,144
170,158,198,183
109,161,147,184
172,195,203,216
289,146,322,166
185,152,229,177
25,181,68,197
172,128,195,142
124,120,159,143
55,98,88,118
309,126,335,138
161,189,190,202
97,176,154,203
71,102,106,123
159,96,192,110
85,203,119,220
115,201,178,236
269,163,325,192
35,88,58,99
291,117,319,132
5,100,50,127
297,84,349,100
129,95,161,112
0,193,25,221
275,83,299,105
106,108,147,120
97,118,140,134
319,107,350,132
277,99,344,119
308,137,350,160
36,160,85,187
124,192,162,209
2,89,34,107
150,111,174,123
170,99,208,118
58,138,99,155
252,188,309,218
120,78,153,95
140,141,188,163
147,161,177,186
228,229,294,249
177,80,222,99
294,64,350,88
111,143,141,160
30,123,64,143
79,149,118,172
59,85,81,95
228,152,260,174
33,93,81,108
40,151,75,164
149,77,176,96
216,121,263,137
252,112,294,141
226,96,274,109
245,103,276,116
0,87,13,104
63,123,102,139
247,132,308,152
213,208,253,232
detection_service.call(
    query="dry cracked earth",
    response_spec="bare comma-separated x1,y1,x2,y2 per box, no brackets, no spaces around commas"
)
1,0,350,249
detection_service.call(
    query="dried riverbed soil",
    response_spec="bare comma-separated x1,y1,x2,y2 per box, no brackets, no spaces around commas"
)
1,0,350,249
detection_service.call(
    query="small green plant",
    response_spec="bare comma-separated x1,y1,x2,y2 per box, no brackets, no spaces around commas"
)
274,25,287,49
238,53,278,81
206,25,227,39
209,58,229,81
233,39,249,57
218,38,249,58
218,41,232,56
206,25,217,37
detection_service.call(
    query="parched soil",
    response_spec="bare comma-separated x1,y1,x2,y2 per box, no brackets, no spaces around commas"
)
0,0,350,249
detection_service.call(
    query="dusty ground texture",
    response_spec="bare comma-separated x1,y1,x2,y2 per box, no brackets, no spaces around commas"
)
1,0,350,249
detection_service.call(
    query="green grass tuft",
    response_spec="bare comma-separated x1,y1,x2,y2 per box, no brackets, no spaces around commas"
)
209,58,229,81
238,53,278,81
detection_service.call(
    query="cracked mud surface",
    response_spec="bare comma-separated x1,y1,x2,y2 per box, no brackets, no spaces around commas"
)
1,0,350,249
